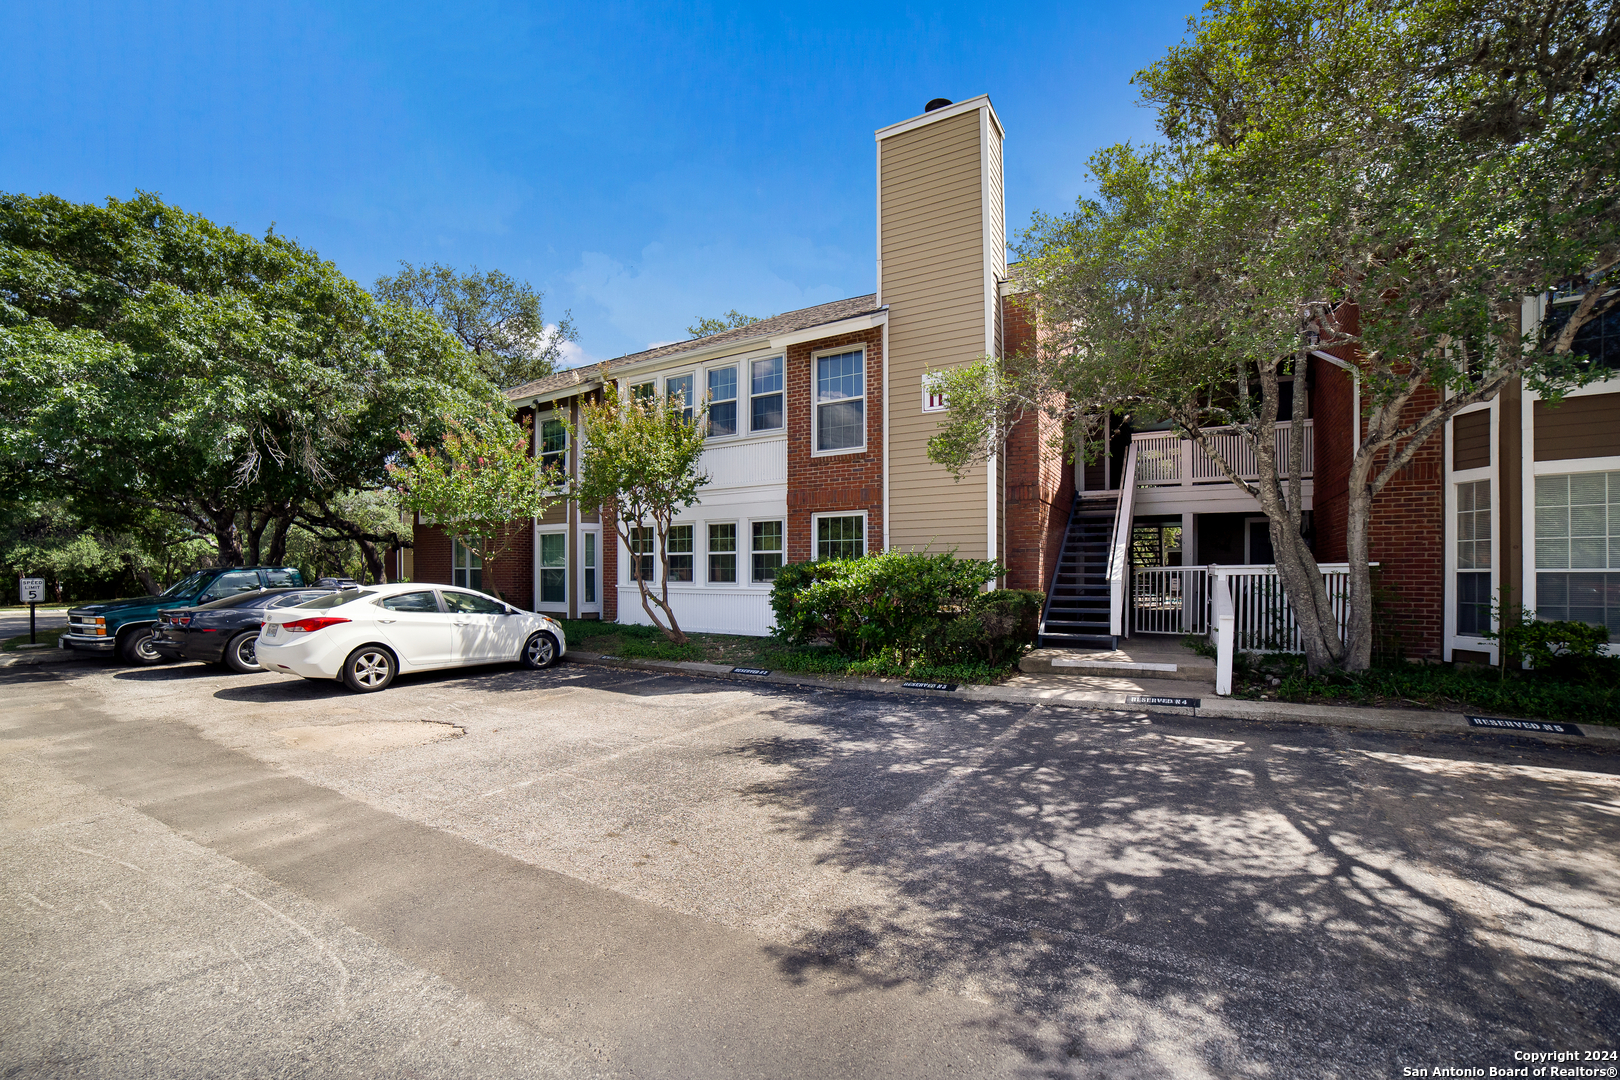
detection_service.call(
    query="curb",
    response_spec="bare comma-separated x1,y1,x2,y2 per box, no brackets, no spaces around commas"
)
564,651,1620,749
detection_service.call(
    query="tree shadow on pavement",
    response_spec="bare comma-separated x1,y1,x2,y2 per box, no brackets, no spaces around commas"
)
727,699,1620,1077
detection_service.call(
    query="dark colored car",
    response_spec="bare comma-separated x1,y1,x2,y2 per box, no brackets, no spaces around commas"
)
151,588,335,672
63,566,306,664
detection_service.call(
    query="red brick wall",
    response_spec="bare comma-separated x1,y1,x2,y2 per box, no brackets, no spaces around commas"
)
413,519,451,586
601,508,619,621
1001,296,1073,593
1367,384,1445,659
785,327,885,562
1310,350,1356,563
410,518,534,610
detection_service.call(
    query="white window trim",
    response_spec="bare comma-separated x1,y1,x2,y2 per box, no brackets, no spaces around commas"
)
535,525,569,611
623,524,658,587
664,520,698,587
1444,401,1499,662
747,353,786,435
665,371,697,422
704,520,741,587
578,525,601,611
811,511,869,562
704,363,742,441
538,411,569,479
811,344,867,457
748,516,787,585
922,371,947,413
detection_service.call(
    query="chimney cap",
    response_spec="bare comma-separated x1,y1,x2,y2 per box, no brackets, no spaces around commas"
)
924,98,952,113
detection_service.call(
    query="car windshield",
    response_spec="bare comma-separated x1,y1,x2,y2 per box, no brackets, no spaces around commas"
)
159,572,212,599
293,590,375,610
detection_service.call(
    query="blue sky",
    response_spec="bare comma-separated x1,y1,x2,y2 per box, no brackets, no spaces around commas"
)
3,1,1194,364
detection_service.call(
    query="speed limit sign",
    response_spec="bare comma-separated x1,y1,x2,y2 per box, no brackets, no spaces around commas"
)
19,577,45,603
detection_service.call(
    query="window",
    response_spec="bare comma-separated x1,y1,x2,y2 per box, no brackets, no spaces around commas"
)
750,356,783,432
923,373,947,413
708,523,737,583
298,589,377,608
752,520,783,582
263,569,300,587
630,381,655,401
815,348,864,452
628,527,654,582
815,515,865,561
667,525,694,582
200,571,262,603
540,417,568,475
539,532,566,605
1535,471,1620,633
267,591,325,608
583,531,597,605
666,373,695,422
453,537,482,591
1456,479,1492,636
708,366,737,437
444,591,506,614
379,591,440,613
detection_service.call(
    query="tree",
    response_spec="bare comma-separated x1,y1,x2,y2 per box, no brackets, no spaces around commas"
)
0,192,498,570
390,415,564,599
374,262,578,389
686,310,763,338
577,391,710,643
932,0,1620,673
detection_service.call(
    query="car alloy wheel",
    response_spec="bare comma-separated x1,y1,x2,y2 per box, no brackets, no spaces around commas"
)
522,631,558,669
225,631,261,673
342,646,396,692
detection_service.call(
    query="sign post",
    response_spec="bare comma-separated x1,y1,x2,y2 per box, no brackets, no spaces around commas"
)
19,577,45,644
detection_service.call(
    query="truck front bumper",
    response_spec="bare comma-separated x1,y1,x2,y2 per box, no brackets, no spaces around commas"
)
59,633,116,653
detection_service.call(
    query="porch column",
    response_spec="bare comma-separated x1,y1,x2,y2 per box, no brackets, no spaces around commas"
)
1181,511,1196,633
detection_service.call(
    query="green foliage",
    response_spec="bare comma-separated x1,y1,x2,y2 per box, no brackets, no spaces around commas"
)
1239,658,1619,727
761,646,1016,686
0,191,497,565
0,499,211,600
578,391,710,642
769,551,1039,667
1486,601,1614,680
373,261,576,390
686,310,763,339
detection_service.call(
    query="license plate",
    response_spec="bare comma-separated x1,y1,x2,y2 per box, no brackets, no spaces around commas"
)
263,625,278,640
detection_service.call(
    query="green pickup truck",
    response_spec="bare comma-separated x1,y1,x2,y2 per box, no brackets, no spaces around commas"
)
62,567,306,663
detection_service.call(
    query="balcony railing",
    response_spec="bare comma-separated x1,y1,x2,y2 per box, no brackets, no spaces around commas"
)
1132,421,1313,488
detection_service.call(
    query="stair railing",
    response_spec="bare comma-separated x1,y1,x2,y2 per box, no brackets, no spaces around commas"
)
1105,443,1138,642
1037,496,1081,641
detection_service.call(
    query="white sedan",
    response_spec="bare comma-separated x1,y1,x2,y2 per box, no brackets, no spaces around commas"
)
256,583,567,692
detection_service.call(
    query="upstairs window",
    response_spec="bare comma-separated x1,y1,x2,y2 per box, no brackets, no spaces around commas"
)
540,417,568,476
751,356,783,432
708,366,738,436
666,373,695,422
630,381,655,401
815,349,864,452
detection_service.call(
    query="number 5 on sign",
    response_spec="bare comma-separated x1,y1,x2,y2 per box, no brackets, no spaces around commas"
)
19,578,45,603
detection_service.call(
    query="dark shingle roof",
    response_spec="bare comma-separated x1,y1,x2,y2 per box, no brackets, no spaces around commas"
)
507,293,881,402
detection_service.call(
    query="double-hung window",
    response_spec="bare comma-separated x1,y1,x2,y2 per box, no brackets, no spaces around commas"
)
815,515,865,561
708,523,737,583
752,521,784,582
1455,480,1492,636
540,417,568,477
708,366,738,437
815,348,864,452
666,373,695,422
750,356,783,432
628,527,655,583
453,536,483,591
539,533,566,605
630,381,655,402
1535,471,1620,634
666,525,694,582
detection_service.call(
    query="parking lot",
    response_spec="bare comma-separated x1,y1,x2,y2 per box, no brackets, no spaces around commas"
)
3,656,1619,1078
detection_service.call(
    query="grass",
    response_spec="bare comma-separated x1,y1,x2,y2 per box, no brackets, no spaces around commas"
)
1229,650,1620,725
2,624,67,652
557,619,1020,685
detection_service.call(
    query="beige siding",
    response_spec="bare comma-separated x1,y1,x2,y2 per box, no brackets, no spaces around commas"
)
881,108,996,556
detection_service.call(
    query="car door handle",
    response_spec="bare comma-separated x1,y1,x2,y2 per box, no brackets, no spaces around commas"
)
377,618,396,624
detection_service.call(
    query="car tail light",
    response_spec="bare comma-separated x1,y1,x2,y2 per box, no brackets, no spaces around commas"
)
168,615,191,627
280,617,351,634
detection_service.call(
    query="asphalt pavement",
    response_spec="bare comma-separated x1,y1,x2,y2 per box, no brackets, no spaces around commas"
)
3,658,1617,1078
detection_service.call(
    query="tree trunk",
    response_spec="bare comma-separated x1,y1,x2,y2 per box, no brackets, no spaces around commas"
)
1344,474,1377,671
212,512,244,567
129,558,161,596
265,516,294,565
357,537,385,586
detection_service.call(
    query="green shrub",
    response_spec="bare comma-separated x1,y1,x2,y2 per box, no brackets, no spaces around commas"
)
923,589,1044,666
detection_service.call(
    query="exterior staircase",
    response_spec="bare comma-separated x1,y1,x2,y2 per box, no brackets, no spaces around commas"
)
1039,494,1120,649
